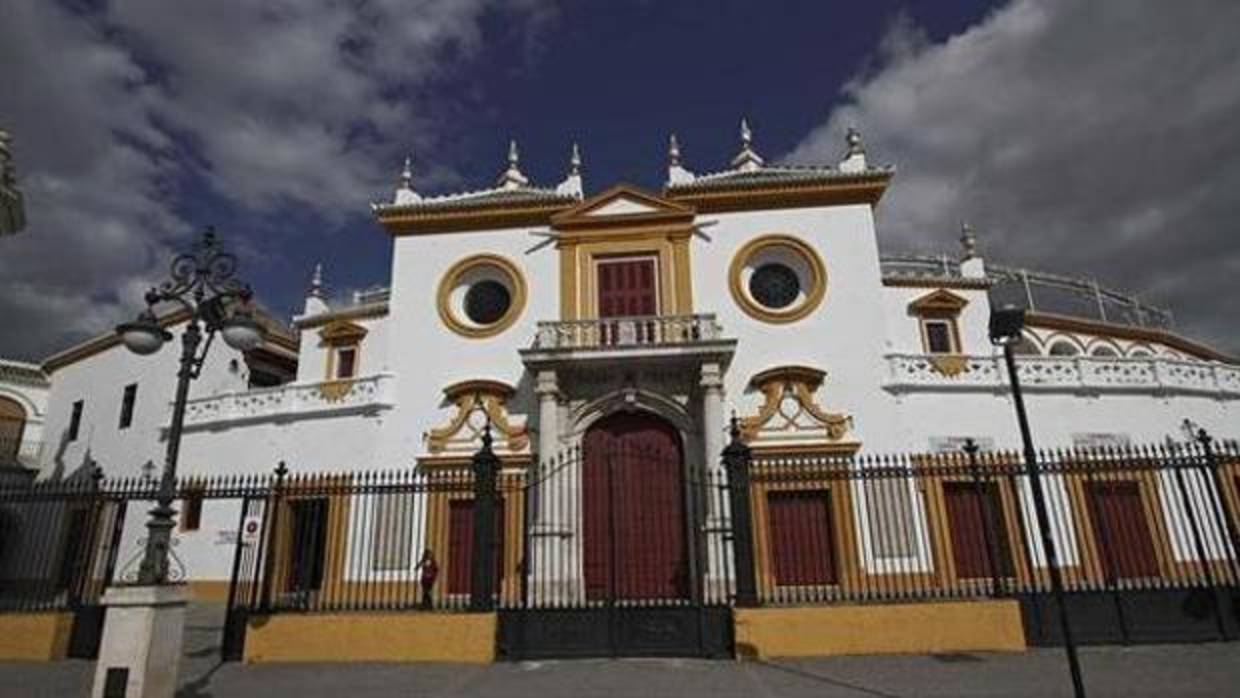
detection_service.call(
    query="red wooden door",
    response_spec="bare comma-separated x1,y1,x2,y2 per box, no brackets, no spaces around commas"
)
446,498,505,595
944,482,1014,579
1086,481,1159,580
767,490,837,585
583,412,686,601
597,258,657,318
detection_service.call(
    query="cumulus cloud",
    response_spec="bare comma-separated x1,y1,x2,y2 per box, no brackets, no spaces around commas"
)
0,0,553,360
789,0,1240,352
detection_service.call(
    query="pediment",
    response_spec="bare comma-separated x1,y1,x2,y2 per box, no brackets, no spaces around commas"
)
908,289,969,314
319,319,368,346
551,184,695,230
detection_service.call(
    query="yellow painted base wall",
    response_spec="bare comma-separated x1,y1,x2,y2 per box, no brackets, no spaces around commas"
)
244,612,496,663
0,612,75,660
734,600,1026,659
187,580,231,603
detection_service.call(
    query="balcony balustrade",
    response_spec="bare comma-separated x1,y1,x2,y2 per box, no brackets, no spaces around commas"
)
884,353,1240,398
182,372,395,428
533,314,725,350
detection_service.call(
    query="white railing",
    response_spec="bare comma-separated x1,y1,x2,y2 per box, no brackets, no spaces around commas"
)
884,354,1240,398
533,314,725,351
183,373,395,427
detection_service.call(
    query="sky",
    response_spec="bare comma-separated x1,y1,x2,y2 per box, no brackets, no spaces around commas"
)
1,0,1238,361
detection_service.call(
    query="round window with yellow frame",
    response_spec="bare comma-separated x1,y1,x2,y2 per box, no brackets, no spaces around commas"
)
728,234,827,323
437,254,528,338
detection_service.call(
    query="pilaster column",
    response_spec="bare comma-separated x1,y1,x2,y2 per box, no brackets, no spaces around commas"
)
535,369,559,464
530,369,579,603
700,363,725,471
700,362,731,600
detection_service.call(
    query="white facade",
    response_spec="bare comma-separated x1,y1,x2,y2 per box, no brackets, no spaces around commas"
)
0,358,49,475
19,125,1240,587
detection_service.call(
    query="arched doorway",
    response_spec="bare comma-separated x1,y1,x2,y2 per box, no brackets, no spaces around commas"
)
582,411,688,601
0,396,25,464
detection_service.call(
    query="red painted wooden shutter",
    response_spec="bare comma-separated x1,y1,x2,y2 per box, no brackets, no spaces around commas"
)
597,258,656,318
767,490,837,585
944,482,1014,579
1086,481,1159,580
446,498,505,595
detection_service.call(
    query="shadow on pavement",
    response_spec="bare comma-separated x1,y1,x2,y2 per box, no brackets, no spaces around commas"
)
753,660,906,698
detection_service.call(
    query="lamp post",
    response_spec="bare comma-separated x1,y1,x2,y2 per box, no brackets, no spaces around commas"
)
116,227,265,585
990,307,1086,698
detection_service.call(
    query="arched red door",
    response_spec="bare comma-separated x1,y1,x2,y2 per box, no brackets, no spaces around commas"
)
583,411,687,601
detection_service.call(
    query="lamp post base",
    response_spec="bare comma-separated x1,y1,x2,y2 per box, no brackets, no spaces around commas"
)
91,584,189,698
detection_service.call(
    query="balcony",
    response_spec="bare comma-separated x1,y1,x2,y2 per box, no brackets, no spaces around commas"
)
521,314,736,367
884,354,1240,399
182,373,395,429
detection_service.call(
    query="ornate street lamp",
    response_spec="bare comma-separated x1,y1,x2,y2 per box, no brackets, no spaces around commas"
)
116,227,264,585
990,306,1086,698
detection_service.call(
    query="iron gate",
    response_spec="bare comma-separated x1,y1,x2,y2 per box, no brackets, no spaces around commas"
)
498,427,737,659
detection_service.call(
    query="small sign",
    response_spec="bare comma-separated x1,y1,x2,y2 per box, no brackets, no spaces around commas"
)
216,529,239,545
241,515,262,544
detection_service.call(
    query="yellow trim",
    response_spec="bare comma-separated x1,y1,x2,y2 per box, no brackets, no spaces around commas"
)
666,176,891,214
425,384,530,454
734,600,1025,659
436,253,528,339
188,580,232,603
558,229,694,320
552,185,696,321
0,612,74,660
728,234,827,324
244,612,497,663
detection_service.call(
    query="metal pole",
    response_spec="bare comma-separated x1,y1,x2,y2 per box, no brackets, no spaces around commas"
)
135,320,202,585
471,423,499,612
1002,343,1086,698
723,416,758,608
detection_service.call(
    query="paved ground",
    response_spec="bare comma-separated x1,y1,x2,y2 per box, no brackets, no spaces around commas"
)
2,605,1238,697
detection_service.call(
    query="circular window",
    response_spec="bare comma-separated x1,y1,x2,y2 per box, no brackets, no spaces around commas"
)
748,263,800,309
729,235,827,323
464,280,511,325
437,254,527,338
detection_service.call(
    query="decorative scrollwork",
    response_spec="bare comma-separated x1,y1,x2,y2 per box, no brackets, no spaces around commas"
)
117,535,188,585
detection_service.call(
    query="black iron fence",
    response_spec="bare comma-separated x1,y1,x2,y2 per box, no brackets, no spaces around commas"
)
743,442,1240,607
0,431,1237,657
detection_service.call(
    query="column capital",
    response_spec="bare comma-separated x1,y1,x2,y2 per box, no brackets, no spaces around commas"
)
535,369,559,397
700,362,724,392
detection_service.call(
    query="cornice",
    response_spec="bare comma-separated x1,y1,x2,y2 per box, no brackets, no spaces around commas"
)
375,199,574,236
294,302,389,329
882,276,993,290
43,305,298,374
665,175,891,214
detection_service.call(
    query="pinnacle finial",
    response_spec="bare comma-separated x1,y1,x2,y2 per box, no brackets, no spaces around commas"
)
498,139,529,189
846,126,864,156
392,153,420,204
309,262,324,298
959,221,978,259
731,117,765,171
569,142,581,176
668,134,681,167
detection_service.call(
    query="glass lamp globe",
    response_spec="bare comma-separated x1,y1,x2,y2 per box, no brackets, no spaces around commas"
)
116,312,170,355
220,310,265,352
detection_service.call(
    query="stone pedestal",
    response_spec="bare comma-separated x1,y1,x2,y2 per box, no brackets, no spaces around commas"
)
91,584,189,698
